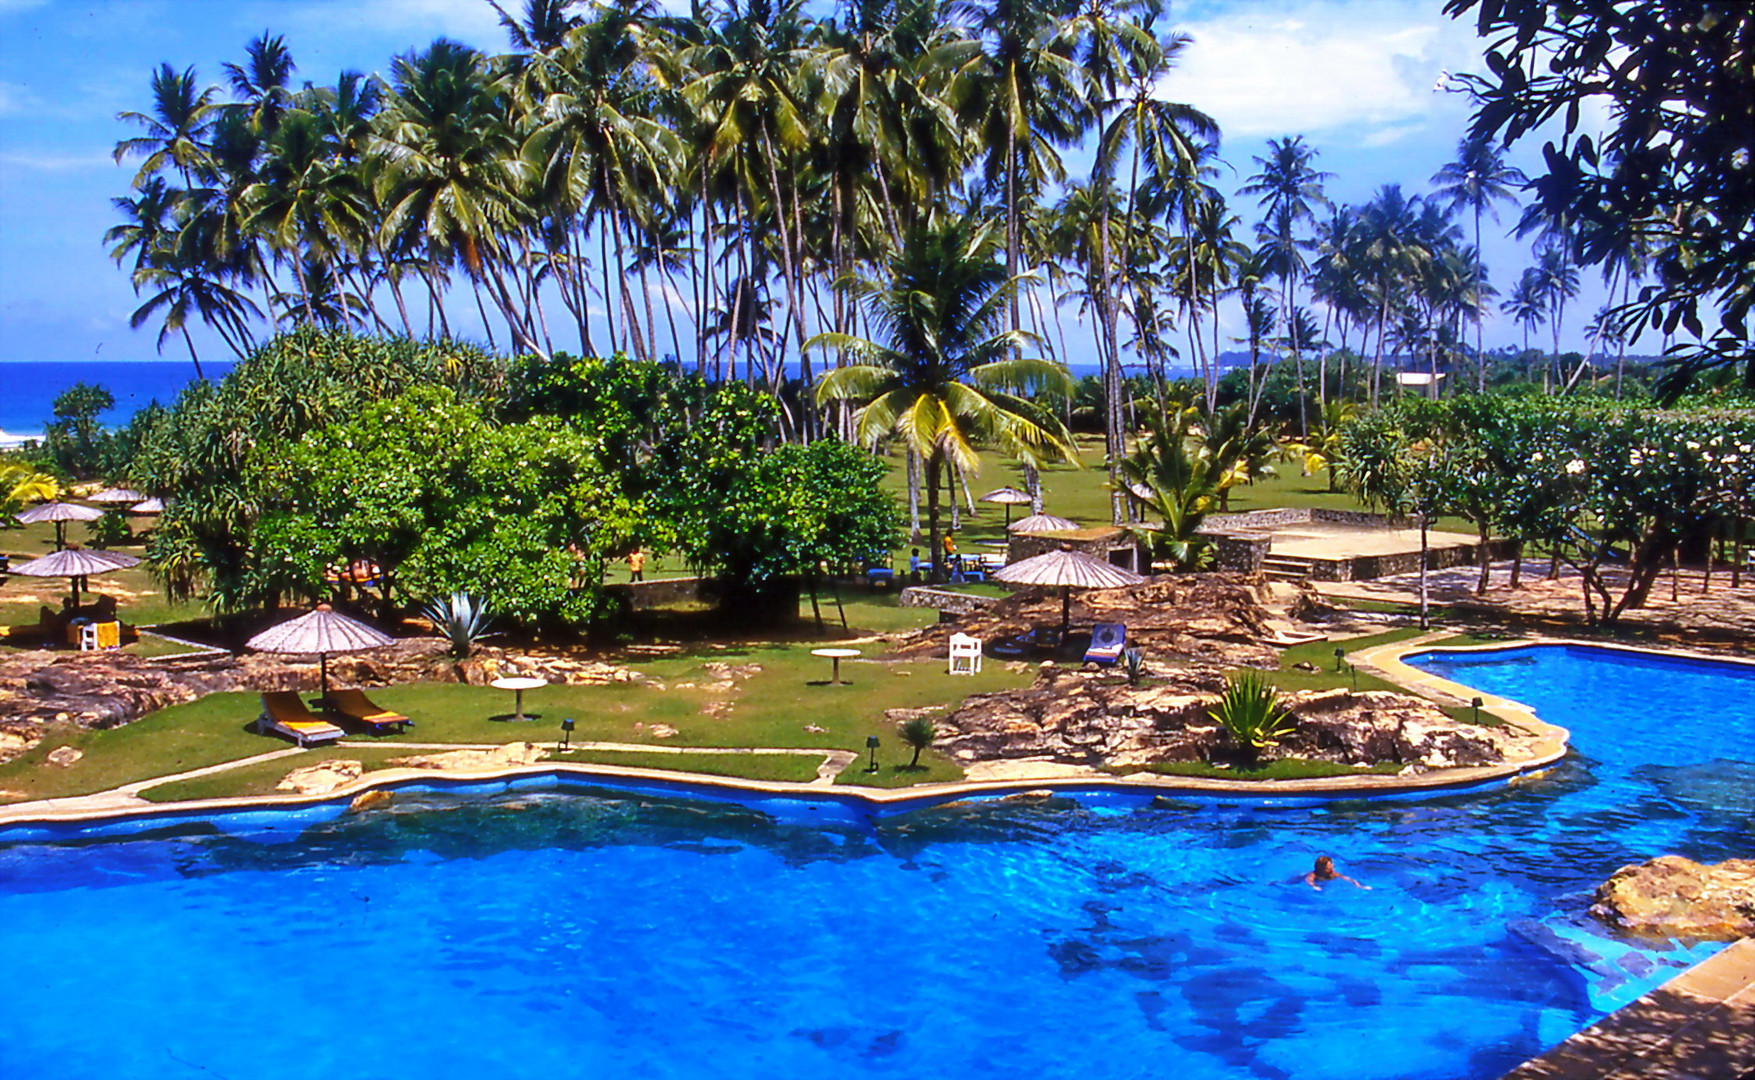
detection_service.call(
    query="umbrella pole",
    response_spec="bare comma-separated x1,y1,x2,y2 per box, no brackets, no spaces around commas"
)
54,522,65,552
70,575,81,610
1061,587,1071,640
319,653,329,704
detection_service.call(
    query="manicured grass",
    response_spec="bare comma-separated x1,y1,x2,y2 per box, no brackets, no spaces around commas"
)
835,749,964,787
0,643,1028,802
1264,628,1509,726
140,745,826,803
1136,760,1405,781
0,691,270,803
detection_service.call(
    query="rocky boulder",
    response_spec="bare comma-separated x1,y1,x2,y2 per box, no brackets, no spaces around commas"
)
277,759,365,795
386,742,547,772
887,573,1280,669
1591,855,1755,941
937,667,1542,773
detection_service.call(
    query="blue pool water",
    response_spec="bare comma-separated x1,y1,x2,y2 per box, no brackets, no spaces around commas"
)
1,643,1750,1080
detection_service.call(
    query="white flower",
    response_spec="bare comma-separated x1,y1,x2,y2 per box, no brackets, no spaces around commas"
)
1565,460,1585,475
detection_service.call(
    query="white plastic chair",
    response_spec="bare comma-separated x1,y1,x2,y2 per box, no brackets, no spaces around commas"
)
77,623,100,652
948,632,983,675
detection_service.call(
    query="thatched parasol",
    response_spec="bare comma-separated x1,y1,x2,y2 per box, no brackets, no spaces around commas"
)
10,546,140,608
87,488,146,505
130,497,165,515
1008,512,1080,534
246,603,395,701
993,546,1145,637
979,486,1032,528
14,501,103,550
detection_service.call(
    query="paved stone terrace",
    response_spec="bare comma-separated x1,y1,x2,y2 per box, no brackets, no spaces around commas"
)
1502,937,1755,1079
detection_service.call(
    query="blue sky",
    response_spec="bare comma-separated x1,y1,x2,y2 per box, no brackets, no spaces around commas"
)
0,0,1610,366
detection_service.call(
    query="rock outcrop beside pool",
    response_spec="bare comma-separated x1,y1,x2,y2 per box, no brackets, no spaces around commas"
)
886,574,1280,669
1591,855,1755,941
934,666,1546,772
0,641,641,757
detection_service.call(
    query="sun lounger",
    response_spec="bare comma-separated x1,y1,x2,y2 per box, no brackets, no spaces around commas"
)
324,689,412,734
1084,622,1126,665
256,691,345,747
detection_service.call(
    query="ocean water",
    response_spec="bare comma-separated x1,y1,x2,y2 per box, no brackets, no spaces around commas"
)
0,361,237,437
0,358,1206,439
0,643,1746,1079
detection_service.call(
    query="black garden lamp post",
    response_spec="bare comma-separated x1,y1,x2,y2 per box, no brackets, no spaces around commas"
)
866,735,880,773
1333,646,1346,672
560,716,576,752
1471,697,1483,725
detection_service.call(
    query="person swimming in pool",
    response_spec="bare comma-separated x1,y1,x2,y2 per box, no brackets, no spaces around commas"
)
1305,855,1370,891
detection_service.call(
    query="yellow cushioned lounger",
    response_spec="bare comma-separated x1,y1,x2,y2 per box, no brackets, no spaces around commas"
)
325,689,411,733
257,691,345,747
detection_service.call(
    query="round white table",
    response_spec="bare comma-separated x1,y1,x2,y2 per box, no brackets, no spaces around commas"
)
489,676,547,721
810,647,860,685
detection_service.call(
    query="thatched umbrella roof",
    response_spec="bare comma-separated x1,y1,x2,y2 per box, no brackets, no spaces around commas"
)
130,497,165,514
993,547,1145,636
14,502,103,524
10,546,140,608
979,486,1032,527
247,603,395,700
87,488,146,505
1008,512,1080,534
14,501,105,551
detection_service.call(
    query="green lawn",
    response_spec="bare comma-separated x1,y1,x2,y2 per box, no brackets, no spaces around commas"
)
0,642,1029,803
1268,628,1509,726
1136,760,1405,781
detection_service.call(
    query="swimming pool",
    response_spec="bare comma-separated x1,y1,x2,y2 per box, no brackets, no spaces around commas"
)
0,642,1749,1080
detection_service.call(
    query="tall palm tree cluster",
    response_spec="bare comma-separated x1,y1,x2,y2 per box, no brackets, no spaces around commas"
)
107,0,1594,494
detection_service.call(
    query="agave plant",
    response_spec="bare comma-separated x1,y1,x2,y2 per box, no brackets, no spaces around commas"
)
422,592,493,659
898,714,938,769
1122,647,1147,686
1207,670,1296,759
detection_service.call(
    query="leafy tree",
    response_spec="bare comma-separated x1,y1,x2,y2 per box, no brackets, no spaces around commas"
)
272,387,634,626
40,383,117,481
898,713,937,768
1445,0,1755,396
0,461,59,522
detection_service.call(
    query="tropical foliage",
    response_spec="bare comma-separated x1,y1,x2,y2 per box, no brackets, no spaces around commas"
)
1207,669,1295,759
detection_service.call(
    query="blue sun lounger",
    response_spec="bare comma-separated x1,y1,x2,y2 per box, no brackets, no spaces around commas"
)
1084,623,1126,665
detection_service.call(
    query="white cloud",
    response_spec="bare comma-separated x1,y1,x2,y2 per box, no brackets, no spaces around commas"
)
241,0,506,47
1161,0,1481,142
0,0,51,14
0,149,115,171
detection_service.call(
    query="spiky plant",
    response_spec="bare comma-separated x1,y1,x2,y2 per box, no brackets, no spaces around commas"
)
898,714,938,769
422,592,492,659
1207,670,1296,759
1122,647,1147,686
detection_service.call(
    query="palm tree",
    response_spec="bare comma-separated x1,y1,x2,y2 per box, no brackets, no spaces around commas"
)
371,39,538,352
1356,184,1422,404
243,108,367,325
1431,134,1525,390
812,216,1074,581
1120,407,1218,570
127,257,263,377
113,63,219,188
1240,135,1329,435
1532,240,1580,392
1502,267,1547,380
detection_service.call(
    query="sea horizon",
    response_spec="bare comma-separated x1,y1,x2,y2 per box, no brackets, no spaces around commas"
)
0,356,1226,439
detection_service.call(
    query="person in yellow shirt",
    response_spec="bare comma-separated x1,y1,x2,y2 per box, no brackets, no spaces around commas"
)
626,548,647,582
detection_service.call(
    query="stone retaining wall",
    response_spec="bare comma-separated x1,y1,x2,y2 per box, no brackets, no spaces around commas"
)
898,586,999,619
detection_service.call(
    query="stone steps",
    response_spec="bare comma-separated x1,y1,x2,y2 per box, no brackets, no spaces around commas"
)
1261,555,1317,582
